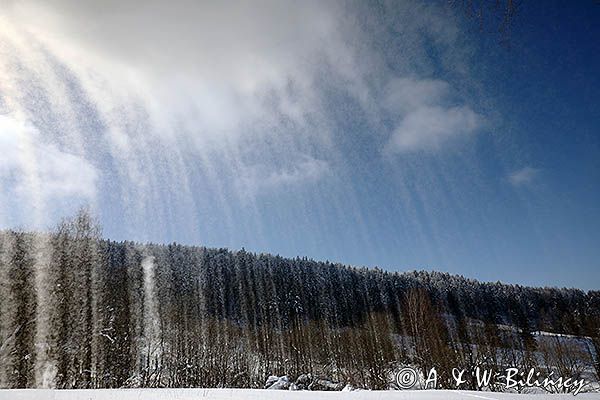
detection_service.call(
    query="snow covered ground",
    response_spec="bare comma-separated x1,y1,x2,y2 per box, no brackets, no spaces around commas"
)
1,389,599,400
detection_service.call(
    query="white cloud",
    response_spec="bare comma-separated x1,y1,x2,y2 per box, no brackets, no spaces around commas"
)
0,1,470,152
0,114,98,201
0,0,479,231
387,105,480,153
383,77,482,154
383,77,450,114
508,166,540,187
0,0,371,201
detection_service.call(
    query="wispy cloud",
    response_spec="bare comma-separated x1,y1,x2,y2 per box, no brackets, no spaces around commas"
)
0,0,368,201
0,0,481,237
0,114,98,201
508,166,540,187
383,77,482,154
2,0,361,143
237,155,330,196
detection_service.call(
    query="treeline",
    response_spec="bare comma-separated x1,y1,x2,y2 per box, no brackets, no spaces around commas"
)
0,211,599,390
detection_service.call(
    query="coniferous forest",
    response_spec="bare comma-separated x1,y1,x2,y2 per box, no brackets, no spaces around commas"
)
1,211,599,390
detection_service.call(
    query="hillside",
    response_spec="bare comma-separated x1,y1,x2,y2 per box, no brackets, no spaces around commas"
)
1,213,599,391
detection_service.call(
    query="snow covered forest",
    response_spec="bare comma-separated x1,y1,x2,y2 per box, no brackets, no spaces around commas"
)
1,210,599,391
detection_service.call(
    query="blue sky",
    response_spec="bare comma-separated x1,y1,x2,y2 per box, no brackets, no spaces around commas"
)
0,1,598,289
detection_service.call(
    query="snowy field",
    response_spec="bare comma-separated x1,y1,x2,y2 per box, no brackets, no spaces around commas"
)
1,389,599,400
